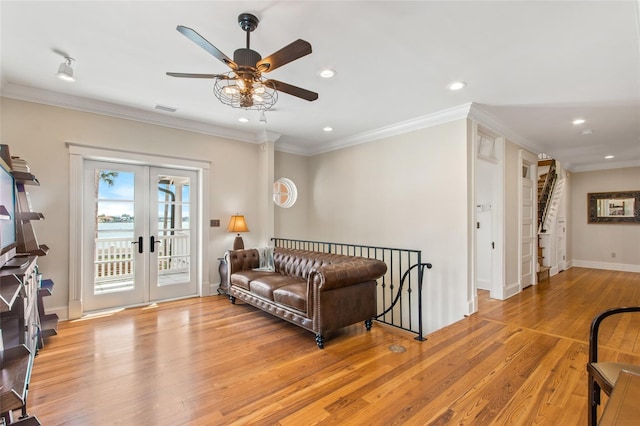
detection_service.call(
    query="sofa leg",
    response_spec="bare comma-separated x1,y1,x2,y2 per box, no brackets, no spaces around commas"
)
365,319,373,331
315,334,325,349
229,296,236,304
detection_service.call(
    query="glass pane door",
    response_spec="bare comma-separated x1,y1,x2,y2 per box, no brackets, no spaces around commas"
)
83,163,198,312
83,162,146,311
149,168,198,301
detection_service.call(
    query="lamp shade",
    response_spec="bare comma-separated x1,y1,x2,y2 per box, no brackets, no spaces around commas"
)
227,215,249,233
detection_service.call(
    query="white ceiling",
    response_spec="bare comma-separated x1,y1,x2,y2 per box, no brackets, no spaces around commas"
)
1,1,639,172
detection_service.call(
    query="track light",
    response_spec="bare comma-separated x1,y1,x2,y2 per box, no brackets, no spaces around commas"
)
56,57,76,82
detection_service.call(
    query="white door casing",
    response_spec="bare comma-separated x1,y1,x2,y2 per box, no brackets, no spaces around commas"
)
68,143,209,318
519,149,538,290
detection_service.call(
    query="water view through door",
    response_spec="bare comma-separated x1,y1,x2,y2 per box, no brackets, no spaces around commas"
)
83,161,198,312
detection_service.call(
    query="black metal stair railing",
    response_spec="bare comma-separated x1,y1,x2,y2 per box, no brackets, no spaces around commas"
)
271,238,432,341
538,159,557,232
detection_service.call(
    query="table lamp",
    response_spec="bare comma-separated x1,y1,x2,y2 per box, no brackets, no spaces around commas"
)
227,214,249,250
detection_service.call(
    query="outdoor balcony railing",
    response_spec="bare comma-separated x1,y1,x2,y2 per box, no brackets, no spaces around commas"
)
93,233,189,293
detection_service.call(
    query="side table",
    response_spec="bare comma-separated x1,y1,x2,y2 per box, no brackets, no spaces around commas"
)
218,257,229,295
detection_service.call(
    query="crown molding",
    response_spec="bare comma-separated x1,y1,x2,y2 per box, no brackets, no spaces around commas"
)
0,82,260,144
467,103,543,156
568,159,640,173
256,129,282,144
309,103,474,156
274,140,315,156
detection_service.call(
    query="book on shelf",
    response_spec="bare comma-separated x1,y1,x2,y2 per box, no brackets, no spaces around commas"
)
10,156,30,173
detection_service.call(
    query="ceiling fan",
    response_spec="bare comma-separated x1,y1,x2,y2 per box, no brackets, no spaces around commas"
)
167,13,318,111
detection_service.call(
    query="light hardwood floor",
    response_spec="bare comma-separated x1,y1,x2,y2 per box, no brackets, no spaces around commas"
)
24,267,640,425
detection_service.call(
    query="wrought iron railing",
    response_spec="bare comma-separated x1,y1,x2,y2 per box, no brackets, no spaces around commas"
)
271,238,432,341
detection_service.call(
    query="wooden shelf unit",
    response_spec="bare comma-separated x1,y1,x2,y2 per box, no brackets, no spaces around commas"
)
0,149,46,425
0,257,40,423
12,162,57,341
37,279,58,341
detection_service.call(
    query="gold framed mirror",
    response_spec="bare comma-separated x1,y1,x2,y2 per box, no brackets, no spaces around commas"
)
587,191,640,223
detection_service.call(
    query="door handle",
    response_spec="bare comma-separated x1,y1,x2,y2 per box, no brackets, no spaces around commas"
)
150,236,161,253
131,236,143,253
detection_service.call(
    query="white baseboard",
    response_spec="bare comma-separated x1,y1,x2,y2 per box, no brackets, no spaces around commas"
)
504,281,521,299
468,293,479,315
571,259,640,273
49,305,69,321
210,282,221,295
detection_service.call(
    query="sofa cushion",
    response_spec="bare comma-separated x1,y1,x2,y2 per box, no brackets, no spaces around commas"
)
250,275,305,301
231,270,276,290
273,283,307,312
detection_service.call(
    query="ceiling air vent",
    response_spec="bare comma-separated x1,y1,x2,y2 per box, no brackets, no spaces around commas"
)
154,104,177,113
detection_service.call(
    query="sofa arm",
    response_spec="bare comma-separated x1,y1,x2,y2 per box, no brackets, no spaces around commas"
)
311,259,387,291
226,248,260,274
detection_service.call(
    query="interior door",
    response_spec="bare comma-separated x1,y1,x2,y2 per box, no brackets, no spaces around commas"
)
83,161,198,312
521,168,535,288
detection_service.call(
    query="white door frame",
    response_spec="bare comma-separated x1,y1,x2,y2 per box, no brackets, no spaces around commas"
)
518,149,538,291
67,143,210,319
471,122,505,306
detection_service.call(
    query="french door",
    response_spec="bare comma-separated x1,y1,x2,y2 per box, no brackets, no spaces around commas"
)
83,161,198,312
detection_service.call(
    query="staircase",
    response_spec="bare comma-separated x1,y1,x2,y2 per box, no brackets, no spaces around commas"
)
537,159,557,233
542,177,565,232
537,158,557,282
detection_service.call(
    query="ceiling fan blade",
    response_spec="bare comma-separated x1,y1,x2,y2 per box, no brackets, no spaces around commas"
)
267,79,318,101
166,72,228,79
257,39,312,73
176,25,237,70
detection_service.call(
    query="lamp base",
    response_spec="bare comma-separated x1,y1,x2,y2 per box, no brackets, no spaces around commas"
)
233,234,245,250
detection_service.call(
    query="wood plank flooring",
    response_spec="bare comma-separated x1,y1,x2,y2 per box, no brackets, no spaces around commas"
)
23,267,640,425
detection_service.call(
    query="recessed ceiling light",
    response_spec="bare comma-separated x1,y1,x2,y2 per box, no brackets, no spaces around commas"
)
323,126,333,132
581,129,593,135
238,117,249,123
605,155,614,159
319,69,336,78
447,81,466,91
572,119,586,125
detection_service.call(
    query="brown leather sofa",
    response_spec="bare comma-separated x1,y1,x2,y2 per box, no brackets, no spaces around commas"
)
225,247,387,348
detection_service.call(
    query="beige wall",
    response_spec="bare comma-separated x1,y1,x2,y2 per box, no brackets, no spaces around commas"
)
571,167,640,270
274,151,310,239
2,97,265,313
277,120,472,333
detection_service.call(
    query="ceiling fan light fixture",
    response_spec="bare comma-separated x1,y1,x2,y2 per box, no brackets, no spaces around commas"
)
168,14,317,109
213,72,277,111
56,56,76,82
223,86,239,95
